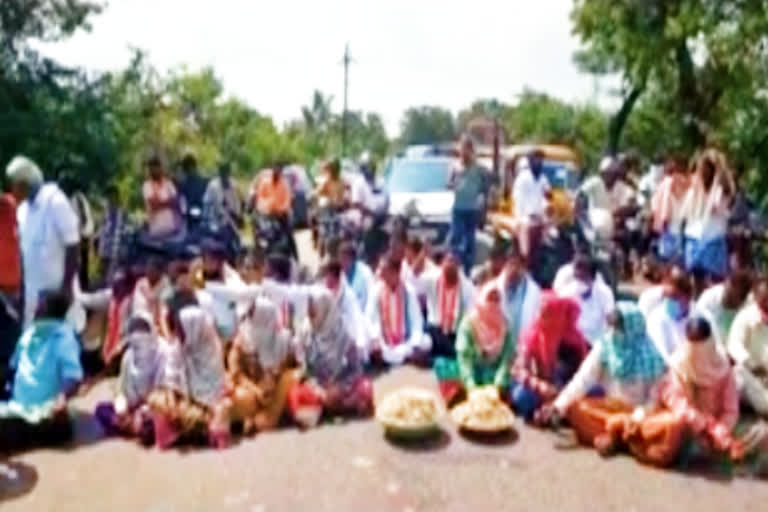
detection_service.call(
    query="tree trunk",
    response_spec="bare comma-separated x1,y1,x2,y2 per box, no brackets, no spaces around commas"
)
607,85,644,155
675,41,706,147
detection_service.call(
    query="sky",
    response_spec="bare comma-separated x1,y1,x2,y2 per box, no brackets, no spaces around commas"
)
39,0,613,135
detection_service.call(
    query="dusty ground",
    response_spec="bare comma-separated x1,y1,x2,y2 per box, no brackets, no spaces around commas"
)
2,231,767,511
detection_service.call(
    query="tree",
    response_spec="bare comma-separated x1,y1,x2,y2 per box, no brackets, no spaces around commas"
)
398,106,456,146
572,0,768,154
0,0,109,184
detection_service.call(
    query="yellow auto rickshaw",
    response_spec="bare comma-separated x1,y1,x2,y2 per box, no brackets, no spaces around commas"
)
489,144,581,235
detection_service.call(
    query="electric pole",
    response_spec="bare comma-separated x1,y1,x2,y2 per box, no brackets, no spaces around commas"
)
342,43,351,158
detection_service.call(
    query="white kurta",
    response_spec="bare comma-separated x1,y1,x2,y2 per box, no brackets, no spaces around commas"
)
421,268,475,332
728,303,768,416
646,304,687,366
494,272,541,344
557,278,615,345
17,184,80,327
366,281,430,365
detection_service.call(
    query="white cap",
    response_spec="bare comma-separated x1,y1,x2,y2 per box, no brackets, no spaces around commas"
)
6,155,43,187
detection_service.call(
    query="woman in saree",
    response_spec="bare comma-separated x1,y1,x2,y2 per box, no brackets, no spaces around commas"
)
653,317,744,465
228,295,299,434
539,302,669,456
434,283,515,406
95,312,165,445
510,292,589,423
288,286,372,427
148,302,231,449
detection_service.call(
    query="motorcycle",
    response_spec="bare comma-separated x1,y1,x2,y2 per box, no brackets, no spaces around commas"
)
253,213,295,259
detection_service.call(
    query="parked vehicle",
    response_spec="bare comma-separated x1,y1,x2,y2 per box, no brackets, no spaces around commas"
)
383,155,456,247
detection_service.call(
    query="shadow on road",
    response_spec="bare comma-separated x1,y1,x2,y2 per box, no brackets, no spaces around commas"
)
384,428,452,453
0,460,38,504
457,428,519,447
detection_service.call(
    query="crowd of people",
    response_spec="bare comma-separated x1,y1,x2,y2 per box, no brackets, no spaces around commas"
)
1,144,768,475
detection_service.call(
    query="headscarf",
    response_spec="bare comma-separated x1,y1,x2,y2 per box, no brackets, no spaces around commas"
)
469,283,507,358
239,295,291,372
302,286,356,383
119,311,164,409
6,155,43,187
518,292,588,378
173,307,226,408
670,328,730,391
598,302,666,382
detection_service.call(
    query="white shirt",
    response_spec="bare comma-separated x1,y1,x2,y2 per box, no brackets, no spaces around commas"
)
647,303,687,366
580,176,634,213
558,278,615,344
421,269,475,331
409,259,439,302
17,183,80,327
366,281,429,365
638,285,665,318
552,263,609,295
345,260,375,312
728,303,768,371
513,167,550,218
696,284,743,355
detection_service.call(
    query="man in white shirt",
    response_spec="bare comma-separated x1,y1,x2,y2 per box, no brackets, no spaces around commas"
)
421,250,475,357
404,236,438,310
339,240,375,313
513,150,550,260
728,279,768,417
579,157,636,215
203,162,243,233
556,255,615,344
6,156,80,327
366,257,430,366
495,242,541,345
646,266,694,365
695,269,752,354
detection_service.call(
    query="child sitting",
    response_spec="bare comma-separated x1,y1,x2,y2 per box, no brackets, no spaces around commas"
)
0,290,83,453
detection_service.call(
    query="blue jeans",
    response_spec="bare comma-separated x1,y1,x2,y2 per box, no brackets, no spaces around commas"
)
450,209,478,274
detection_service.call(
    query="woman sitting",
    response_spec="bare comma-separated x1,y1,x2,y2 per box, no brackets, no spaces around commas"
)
655,317,743,465
95,312,166,445
510,292,589,423
148,300,231,449
228,295,299,434
539,302,668,456
434,283,515,406
0,291,83,453
289,287,373,428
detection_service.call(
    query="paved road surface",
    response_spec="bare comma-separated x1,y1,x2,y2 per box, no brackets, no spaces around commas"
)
2,231,767,511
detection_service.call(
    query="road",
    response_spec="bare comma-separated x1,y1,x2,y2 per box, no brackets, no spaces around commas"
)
2,231,767,511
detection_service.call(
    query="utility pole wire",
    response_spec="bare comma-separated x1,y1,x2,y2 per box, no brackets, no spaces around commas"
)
341,43,353,158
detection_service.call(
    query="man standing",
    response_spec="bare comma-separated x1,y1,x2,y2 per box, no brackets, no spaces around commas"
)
203,162,243,260
513,150,551,260
6,156,80,328
449,135,486,274
176,152,208,215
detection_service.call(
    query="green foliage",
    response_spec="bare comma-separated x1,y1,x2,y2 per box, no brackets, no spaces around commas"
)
571,0,768,187
399,106,456,146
